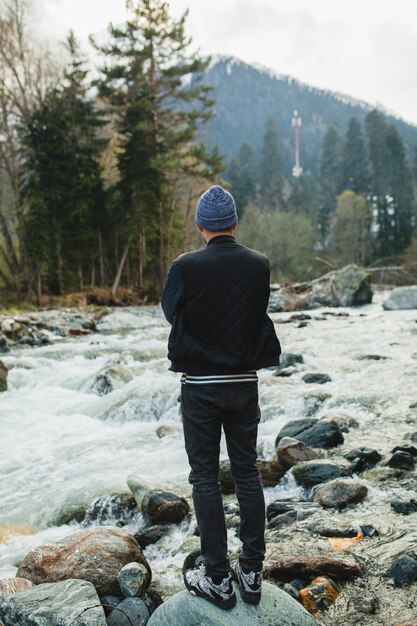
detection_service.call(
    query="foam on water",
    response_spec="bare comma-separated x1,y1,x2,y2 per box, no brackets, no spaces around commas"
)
1,298,417,605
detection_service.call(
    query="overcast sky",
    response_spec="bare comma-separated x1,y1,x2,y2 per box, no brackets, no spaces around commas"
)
39,0,417,126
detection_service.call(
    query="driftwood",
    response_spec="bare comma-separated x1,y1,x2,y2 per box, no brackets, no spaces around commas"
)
264,556,364,581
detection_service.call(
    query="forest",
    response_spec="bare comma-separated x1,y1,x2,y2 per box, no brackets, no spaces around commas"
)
0,0,416,305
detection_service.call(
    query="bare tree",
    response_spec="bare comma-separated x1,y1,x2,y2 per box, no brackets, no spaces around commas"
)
0,0,61,293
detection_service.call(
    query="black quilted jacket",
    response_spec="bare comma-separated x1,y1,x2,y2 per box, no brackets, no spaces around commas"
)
161,235,281,374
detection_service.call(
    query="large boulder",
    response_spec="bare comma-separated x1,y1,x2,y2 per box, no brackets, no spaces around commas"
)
147,581,319,626
275,419,318,447
268,264,372,312
219,459,286,494
0,360,7,393
383,286,417,310
16,526,151,597
0,578,106,626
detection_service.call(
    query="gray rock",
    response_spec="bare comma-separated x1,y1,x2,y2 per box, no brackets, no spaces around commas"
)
278,353,304,369
134,524,169,548
268,264,372,312
292,460,350,487
118,562,150,598
107,597,150,625
275,418,318,447
388,451,415,470
90,364,134,396
297,420,344,449
383,286,417,310
147,581,318,626
388,554,417,586
302,373,331,385
0,578,106,626
313,478,368,509
345,447,382,472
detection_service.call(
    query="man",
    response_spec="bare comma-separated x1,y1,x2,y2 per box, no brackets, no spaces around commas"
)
161,185,281,610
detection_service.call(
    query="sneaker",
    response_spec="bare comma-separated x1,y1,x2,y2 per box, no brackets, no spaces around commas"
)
183,564,237,610
230,560,262,604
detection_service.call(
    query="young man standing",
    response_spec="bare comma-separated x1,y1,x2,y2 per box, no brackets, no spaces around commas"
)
161,185,281,610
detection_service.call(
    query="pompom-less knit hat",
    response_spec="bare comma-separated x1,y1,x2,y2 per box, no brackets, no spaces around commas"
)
195,185,238,231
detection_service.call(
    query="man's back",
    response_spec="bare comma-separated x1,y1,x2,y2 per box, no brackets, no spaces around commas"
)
163,234,281,374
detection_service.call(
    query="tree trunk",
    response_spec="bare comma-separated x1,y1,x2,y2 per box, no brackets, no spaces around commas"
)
91,260,95,288
98,231,105,286
111,234,133,296
36,263,42,305
78,263,84,290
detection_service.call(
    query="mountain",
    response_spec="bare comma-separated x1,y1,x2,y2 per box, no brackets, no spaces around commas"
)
198,56,417,180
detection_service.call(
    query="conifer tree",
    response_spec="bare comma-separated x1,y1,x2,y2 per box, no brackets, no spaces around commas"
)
227,142,256,216
287,174,318,222
341,117,369,194
91,0,218,291
365,109,416,257
318,124,343,242
259,118,283,210
20,32,107,294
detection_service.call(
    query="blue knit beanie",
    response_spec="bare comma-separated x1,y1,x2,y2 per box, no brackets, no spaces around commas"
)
195,185,238,231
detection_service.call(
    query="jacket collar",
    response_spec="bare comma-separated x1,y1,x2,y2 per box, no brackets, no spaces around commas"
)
207,235,236,246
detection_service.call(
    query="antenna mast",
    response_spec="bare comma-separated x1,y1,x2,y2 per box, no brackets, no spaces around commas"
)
292,110,303,177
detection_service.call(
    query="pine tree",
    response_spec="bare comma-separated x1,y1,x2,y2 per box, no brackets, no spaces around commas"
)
287,174,318,222
91,0,217,291
259,118,283,210
20,32,107,294
341,118,368,194
318,124,343,242
227,142,256,216
365,109,416,257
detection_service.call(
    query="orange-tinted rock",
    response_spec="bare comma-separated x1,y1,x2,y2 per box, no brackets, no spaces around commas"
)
220,458,286,494
0,525,37,543
16,526,151,596
300,577,340,614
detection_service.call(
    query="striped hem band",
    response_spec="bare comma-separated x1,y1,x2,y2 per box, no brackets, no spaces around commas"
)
181,371,258,385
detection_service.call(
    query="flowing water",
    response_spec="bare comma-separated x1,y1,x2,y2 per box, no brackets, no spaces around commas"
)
1,295,417,624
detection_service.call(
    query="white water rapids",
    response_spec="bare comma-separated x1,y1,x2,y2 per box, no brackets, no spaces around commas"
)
1,293,417,611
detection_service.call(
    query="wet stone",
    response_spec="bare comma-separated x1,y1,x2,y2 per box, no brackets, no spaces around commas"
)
283,583,300,600
313,478,368,509
392,444,417,457
319,411,359,432
142,588,164,615
134,524,170,548
276,437,321,468
107,596,150,626
388,554,417,586
345,447,383,472
391,500,417,515
388,451,415,470
82,493,138,528
297,420,344,449
275,419,318,446
278,352,304,369
410,431,417,442
292,460,349,487
141,490,190,525
118,562,150,598
100,595,121,616
302,373,331,384
274,366,297,377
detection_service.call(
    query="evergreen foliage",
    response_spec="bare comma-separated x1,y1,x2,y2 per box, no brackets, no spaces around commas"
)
227,142,256,216
318,124,343,241
341,118,369,194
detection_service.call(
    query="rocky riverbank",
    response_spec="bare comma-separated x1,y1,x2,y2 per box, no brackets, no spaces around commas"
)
0,289,417,624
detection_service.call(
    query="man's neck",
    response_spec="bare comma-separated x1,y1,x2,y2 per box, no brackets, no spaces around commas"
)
203,230,234,244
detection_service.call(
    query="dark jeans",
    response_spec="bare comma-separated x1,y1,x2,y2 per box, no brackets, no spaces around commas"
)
181,381,265,578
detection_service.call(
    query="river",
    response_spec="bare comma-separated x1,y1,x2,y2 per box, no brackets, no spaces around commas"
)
1,294,417,624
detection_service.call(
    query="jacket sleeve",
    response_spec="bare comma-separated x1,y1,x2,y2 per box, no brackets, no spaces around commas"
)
161,259,184,324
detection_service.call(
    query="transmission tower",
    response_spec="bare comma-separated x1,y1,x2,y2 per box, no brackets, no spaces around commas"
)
292,110,303,178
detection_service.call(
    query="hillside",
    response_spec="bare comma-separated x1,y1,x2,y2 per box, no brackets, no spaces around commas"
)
198,56,417,180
